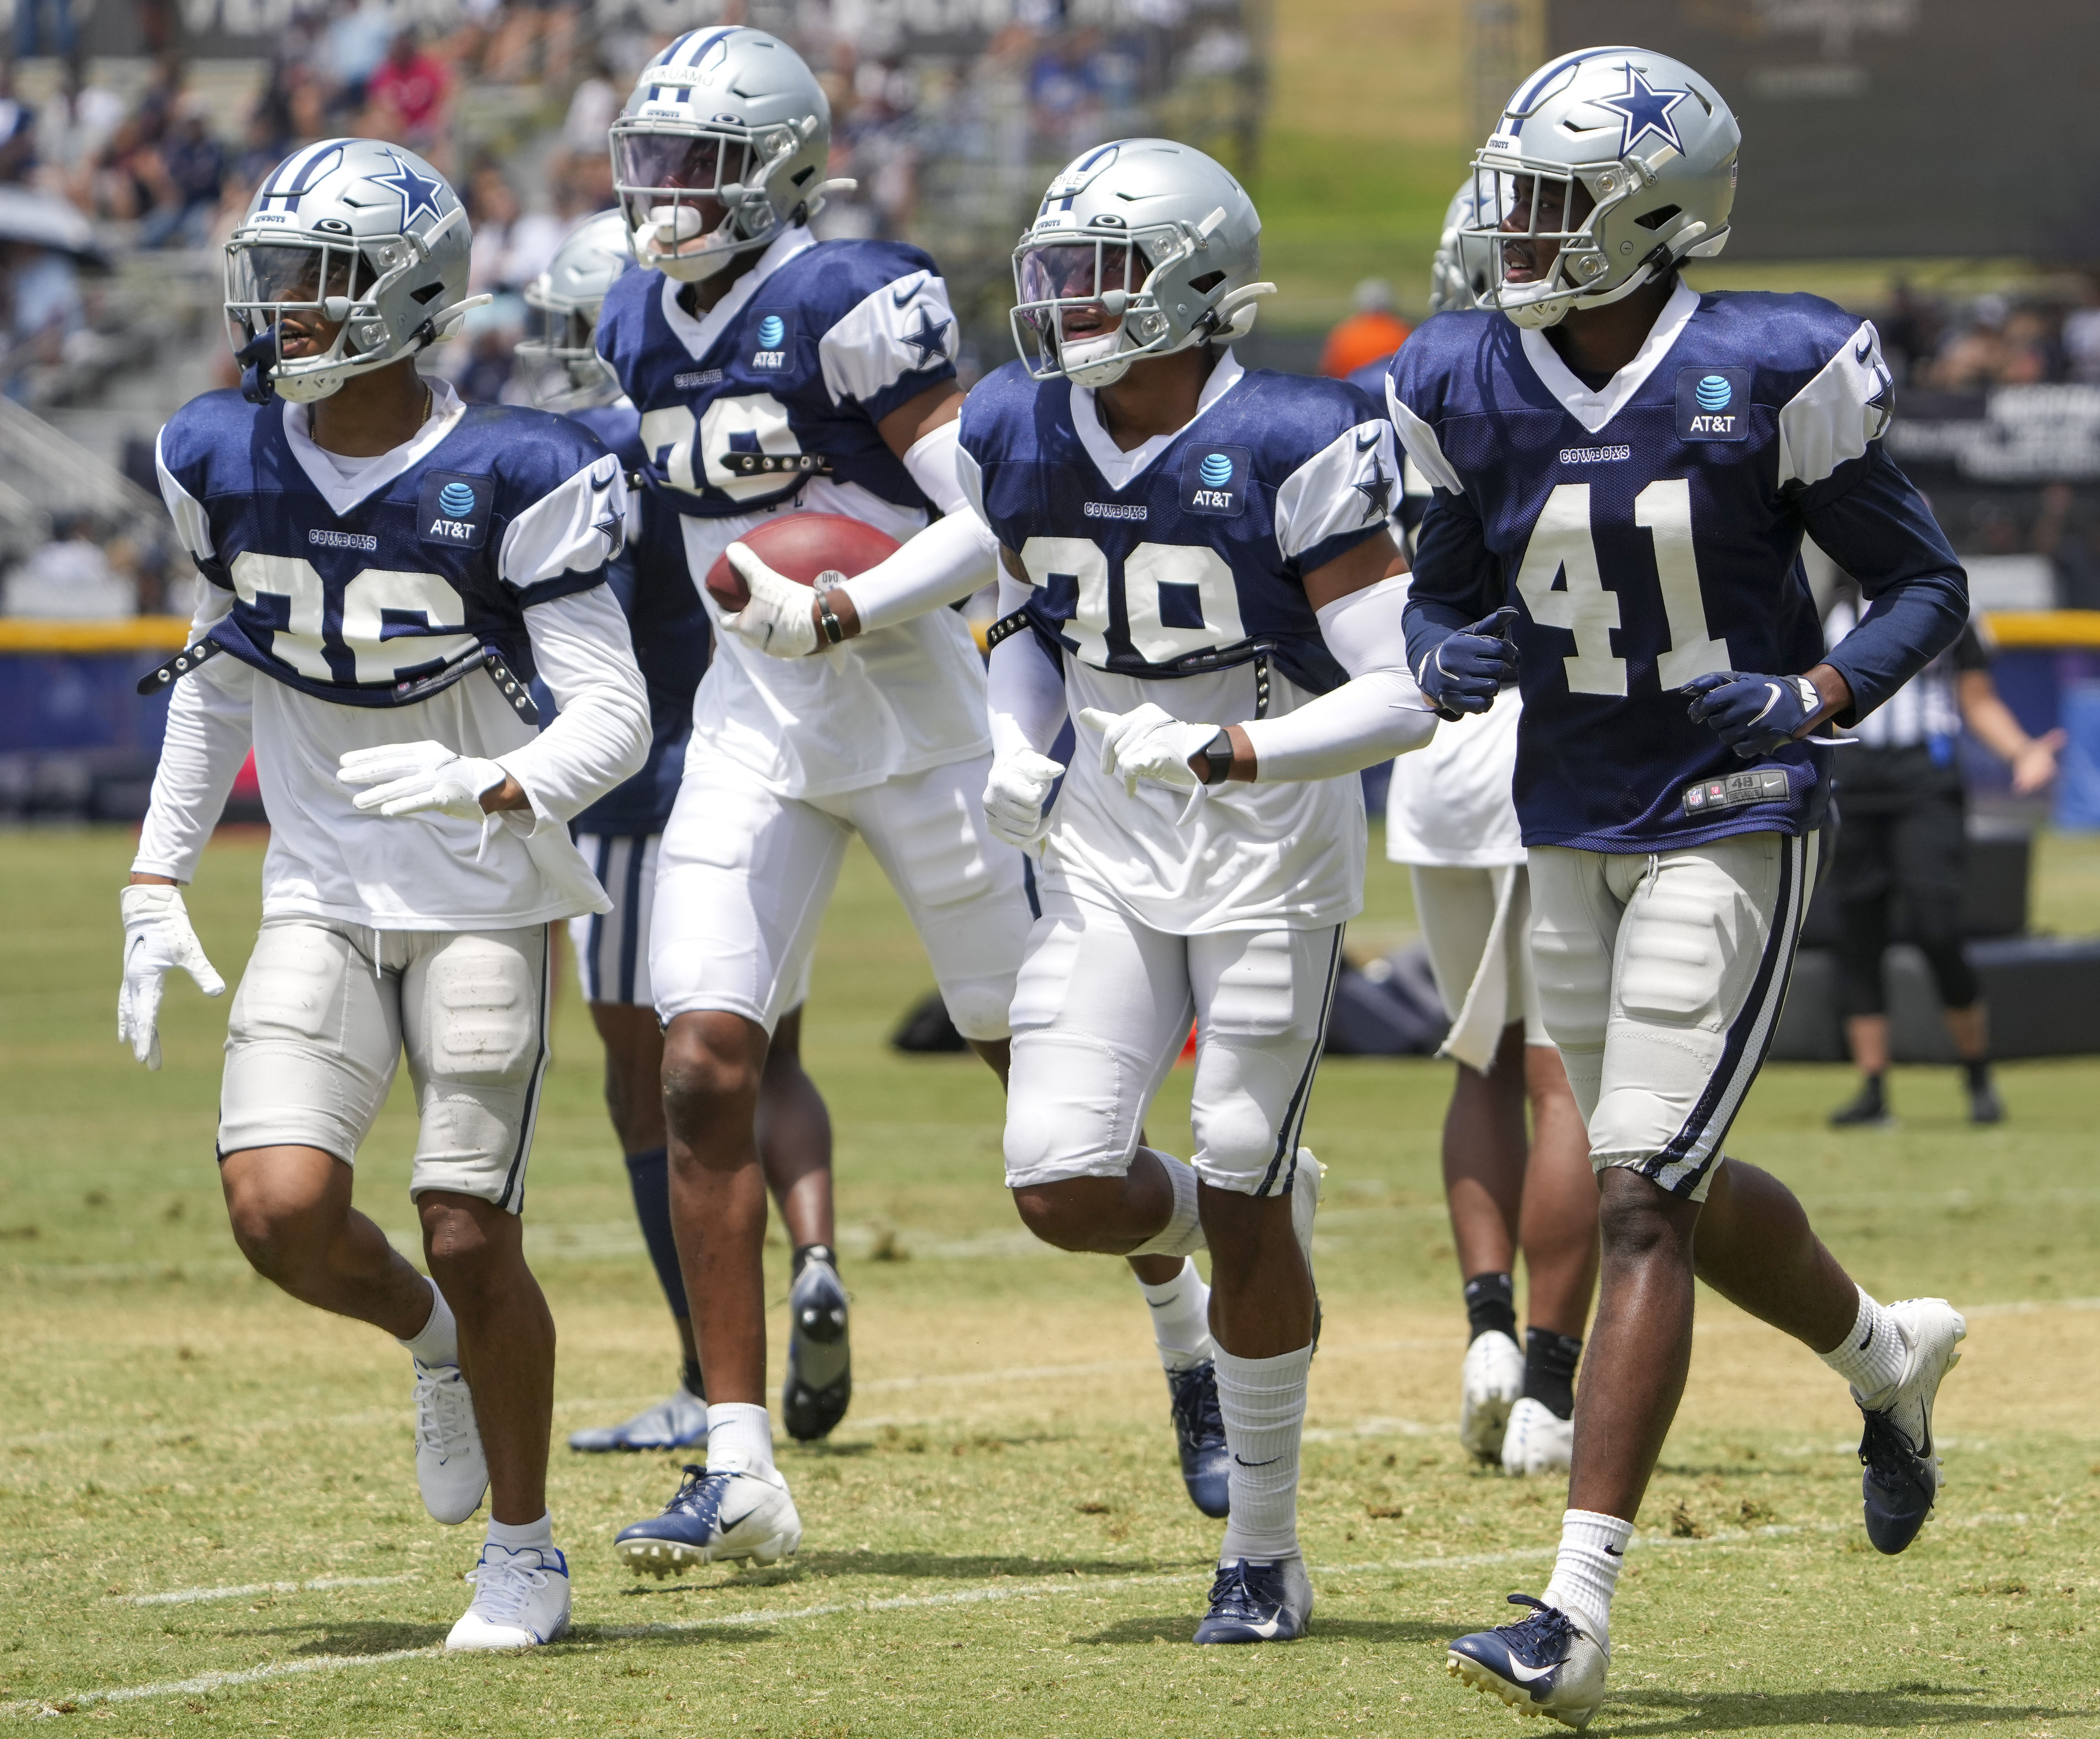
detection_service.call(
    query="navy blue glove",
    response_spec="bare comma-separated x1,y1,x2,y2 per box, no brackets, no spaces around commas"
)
1682,670,1824,758
1416,605,1519,720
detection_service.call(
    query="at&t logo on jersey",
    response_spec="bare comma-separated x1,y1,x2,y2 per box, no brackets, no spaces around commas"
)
1182,444,1250,515
751,310,794,370
1676,367,1750,441
417,472,493,548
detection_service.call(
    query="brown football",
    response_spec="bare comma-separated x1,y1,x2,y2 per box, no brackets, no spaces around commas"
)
703,513,903,612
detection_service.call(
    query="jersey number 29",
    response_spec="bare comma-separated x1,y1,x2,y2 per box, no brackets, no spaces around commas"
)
1514,480,1731,696
1018,537,1245,667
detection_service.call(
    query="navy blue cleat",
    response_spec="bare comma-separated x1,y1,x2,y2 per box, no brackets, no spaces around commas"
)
783,1246,852,1443
1447,1594,1609,1730
614,1463,803,1578
1166,1361,1230,1518
1855,1297,1966,1553
1192,1556,1314,1644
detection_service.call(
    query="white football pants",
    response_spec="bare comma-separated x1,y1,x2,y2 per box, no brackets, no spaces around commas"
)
1003,884,1343,1198
1527,830,1814,1202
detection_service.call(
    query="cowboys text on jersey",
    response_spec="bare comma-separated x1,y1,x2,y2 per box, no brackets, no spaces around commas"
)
1391,283,1966,852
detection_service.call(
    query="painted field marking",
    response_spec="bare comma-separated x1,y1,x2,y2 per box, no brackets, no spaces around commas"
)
114,1574,416,1608
8,1515,2021,1717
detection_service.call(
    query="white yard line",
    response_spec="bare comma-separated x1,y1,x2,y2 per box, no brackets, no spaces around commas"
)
12,1514,2034,1717
114,1574,417,1608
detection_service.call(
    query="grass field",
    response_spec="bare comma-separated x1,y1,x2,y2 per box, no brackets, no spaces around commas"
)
6,824,2100,1734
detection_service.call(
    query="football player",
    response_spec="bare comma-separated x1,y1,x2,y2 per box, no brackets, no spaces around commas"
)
119,140,648,1650
1386,184,1598,1480
1392,50,1972,1726
963,139,1433,1644
593,28,1028,1574
516,213,846,1456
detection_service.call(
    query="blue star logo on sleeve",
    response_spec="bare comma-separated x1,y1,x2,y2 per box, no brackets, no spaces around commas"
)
1352,455,1393,524
1596,64,1690,158
900,306,952,370
370,150,448,230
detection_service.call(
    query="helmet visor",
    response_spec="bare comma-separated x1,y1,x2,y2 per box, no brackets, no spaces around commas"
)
613,132,748,197
230,240,368,310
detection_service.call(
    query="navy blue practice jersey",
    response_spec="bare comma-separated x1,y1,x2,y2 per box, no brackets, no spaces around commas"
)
1390,284,1967,852
595,227,959,524
958,356,1397,698
155,386,623,704
560,400,709,835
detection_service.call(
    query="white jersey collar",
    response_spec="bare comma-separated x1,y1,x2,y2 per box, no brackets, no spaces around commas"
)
1517,278,1700,436
659,225,819,362
1072,348,1245,492
284,374,467,517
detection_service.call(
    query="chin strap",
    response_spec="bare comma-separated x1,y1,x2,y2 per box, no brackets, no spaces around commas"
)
236,326,279,404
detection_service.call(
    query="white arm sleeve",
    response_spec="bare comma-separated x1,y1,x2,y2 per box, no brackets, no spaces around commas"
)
132,585,255,883
835,504,999,634
1238,576,1435,783
985,572,1067,761
496,587,650,835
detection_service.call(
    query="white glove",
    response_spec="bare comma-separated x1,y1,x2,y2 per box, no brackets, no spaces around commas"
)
118,883,225,1070
983,747,1065,850
337,741,507,821
1079,702,1221,797
720,542,820,658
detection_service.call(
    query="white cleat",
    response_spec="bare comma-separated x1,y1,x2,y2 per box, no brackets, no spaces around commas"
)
412,1357,488,1525
1501,1397,1574,1477
445,1542,571,1651
614,1463,804,1577
1460,1330,1525,1464
1856,1297,1967,1554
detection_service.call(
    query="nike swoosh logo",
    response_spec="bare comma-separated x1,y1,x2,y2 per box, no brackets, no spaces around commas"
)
1502,1657,1558,1685
1355,430,1379,450
1603,1545,1623,1556
1239,1615,1285,1639
1854,337,1874,366
892,277,925,309
1232,1454,1281,1468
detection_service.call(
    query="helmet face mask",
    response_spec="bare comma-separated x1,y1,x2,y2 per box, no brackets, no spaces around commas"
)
1465,47,1739,330
611,29,833,284
1008,139,1269,391
223,140,472,403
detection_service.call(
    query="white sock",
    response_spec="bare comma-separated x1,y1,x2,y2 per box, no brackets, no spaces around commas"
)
1214,1342,1311,1562
705,1402,776,1478
486,1511,555,1552
1137,1257,1214,1372
1819,1287,1908,1402
397,1279,458,1367
1542,1509,1631,1645
1128,1148,1205,1259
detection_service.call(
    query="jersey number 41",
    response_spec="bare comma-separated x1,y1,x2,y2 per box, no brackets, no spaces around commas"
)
1515,480,1732,697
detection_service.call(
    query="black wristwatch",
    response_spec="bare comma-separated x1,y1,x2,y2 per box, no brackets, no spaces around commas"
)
1198,727,1235,785
814,572,849,646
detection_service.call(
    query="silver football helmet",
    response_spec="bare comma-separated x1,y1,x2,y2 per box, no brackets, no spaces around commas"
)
1465,46,1738,329
224,138,479,403
518,209,632,406
610,27,846,283
1009,138,1274,390
1428,180,1504,315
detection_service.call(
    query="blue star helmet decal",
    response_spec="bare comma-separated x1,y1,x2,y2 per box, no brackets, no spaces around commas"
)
1594,63,1690,160
370,150,449,230
900,306,951,369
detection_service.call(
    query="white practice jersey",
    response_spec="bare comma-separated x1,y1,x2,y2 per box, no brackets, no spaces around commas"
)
1386,695,1525,868
136,379,649,928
